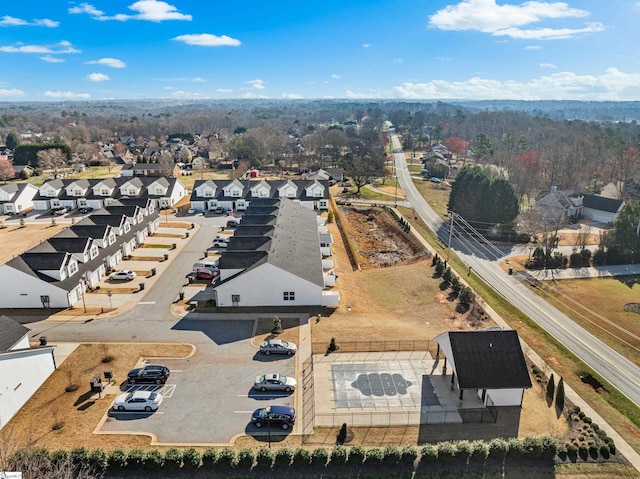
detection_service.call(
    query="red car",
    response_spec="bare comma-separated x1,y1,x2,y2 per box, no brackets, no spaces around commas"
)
195,268,217,280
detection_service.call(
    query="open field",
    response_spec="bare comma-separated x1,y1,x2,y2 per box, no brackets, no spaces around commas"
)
534,276,640,367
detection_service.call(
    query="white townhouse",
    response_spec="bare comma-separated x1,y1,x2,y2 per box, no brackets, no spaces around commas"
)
210,198,339,308
189,179,330,213
0,316,56,430
0,182,38,215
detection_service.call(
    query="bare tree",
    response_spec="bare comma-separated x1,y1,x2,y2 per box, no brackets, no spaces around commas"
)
516,207,566,263
37,148,67,179
157,151,175,177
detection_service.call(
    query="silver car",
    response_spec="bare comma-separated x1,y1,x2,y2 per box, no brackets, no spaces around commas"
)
113,391,162,412
254,373,297,392
259,339,297,355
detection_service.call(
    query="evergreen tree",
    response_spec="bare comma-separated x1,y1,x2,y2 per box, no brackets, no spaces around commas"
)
546,373,555,398
556,377,565,411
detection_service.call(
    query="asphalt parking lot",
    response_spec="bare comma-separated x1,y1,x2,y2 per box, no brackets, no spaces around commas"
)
98,320,297,444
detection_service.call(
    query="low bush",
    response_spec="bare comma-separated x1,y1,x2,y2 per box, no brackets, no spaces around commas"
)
599,445,610,459
274,448,294,468
237,448,255,469
255,448,273,469
145,449,164,470
310,447,329,467
364,447,384,466
182,448,201,469
292,448,311,467
400,445,418,466
330,445,348,466
420,445,438,464
348,446,365,465
488,438,509,460
437,442,457,462
163,448,182,469
86,448,108,472
382,445,401,465
470,441,489,462
455,440,473,463
201,448,218,468
107,449,127,469
126,449,147,468
216,448,237,469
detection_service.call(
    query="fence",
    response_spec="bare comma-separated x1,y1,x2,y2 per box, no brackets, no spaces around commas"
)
459,396,498,423
301,355,315,437
312,339,438,356
314,408,462,428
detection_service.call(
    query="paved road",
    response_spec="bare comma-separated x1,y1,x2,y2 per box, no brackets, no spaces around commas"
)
389,133,640,407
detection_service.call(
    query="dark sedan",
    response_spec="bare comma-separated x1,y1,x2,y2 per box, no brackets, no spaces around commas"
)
127,365,170,384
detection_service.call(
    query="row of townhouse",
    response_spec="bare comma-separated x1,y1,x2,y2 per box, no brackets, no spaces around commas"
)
189,179,330,213
0,202,160,309
0,176,188,215
205,196,339,308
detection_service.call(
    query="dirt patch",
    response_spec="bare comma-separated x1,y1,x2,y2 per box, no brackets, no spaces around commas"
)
0,222,67,264
339,205,426,269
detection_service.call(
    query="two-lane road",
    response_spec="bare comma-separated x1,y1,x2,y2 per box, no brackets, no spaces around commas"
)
390,132,640,407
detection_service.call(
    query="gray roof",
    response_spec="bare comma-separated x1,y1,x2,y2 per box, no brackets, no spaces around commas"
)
582,194,624,213
0,315,29,352
226,236,272,251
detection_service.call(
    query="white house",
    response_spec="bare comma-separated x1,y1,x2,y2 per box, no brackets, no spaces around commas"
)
0,316,56,430
0,183,38,214
212,198,339,308
581,194,625,224
433,328,532,407
189,179,330,213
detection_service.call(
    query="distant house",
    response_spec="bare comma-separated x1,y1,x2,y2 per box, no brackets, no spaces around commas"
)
433,329,532,407
581,194,624,224
0,315,56,429
533,187,583,223
122,163,180,178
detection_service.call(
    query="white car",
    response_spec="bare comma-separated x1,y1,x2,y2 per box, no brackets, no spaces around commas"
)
254,373,297,392
212,237,229,248
109,270,136,281
113,391,162,412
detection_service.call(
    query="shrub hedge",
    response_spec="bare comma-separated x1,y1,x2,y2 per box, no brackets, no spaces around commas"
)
3,436,573,475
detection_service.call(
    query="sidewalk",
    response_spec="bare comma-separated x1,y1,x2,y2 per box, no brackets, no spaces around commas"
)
526,263,640,281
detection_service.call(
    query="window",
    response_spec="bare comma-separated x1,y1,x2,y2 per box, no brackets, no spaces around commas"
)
204,190,213,197
68,261,78,275
283,291,295,301
232,294,240,303
101,189,109,196
74,189,82,196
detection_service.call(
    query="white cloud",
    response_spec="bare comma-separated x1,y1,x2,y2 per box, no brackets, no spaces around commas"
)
525,45,541,50
540,63,556,68
393,58,403,63
68,3,105,16
86,57,126,68
0,88,25,97
79,0,192,21
345,89,388,99
239,92,269,99
169,90,209,98
192,77,206,82
172,34,241,46
41,55,65,63
0,16,28,26
282,93,303,99
362,43,371,48
87,73,110,82
246,79,265,90
429,0,602,40
331,74,341,79
0,41,80,54
34,19,59,27
391,68,640,101
216,88,232,93
44,90,90,99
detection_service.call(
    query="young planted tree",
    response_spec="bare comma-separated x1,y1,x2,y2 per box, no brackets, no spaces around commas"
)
546,373,555,398
556,377,565,412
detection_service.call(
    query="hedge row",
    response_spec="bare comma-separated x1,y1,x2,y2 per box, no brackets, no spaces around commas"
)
6,437,558,475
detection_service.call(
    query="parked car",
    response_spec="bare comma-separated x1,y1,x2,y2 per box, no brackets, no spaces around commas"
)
254,373,297,392
259,339,297,355
78,206,93,213
212,206,225,214
187,207,196,214
113,391,162,412
225,219,240,229
127,365,170,384
53,207,68,215
212,237,229,248
251,405,296,429
195,268,218,280
109,270,136,281
429,177,442,183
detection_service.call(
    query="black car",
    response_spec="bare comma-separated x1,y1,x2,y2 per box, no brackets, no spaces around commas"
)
212,206,225,214
127,365,170,384
251,405,296,430
79,206,94,213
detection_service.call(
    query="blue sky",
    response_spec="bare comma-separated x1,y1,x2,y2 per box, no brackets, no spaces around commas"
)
1,0,639,102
